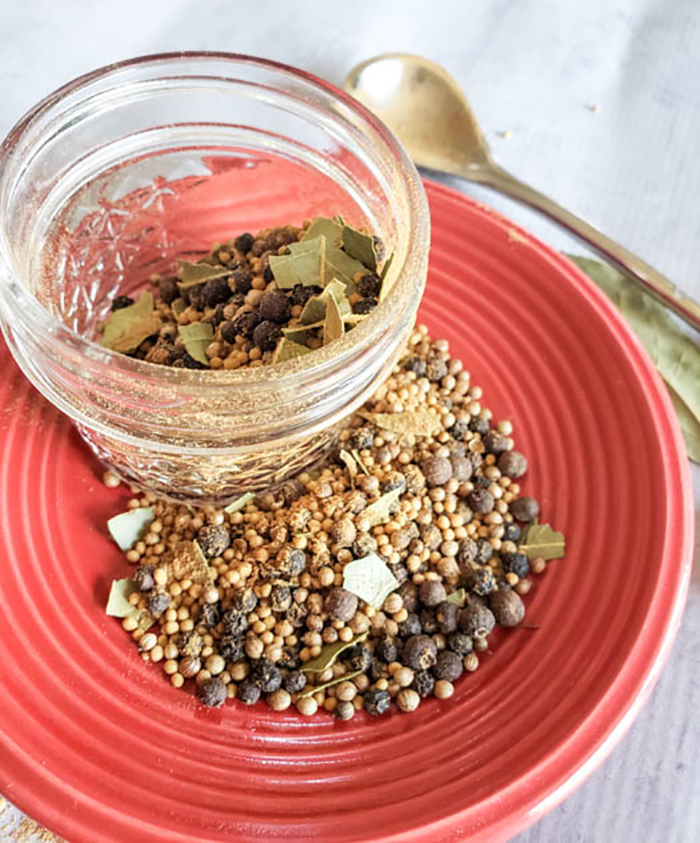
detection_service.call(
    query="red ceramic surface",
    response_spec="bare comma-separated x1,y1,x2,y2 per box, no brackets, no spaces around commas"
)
0,182,693,842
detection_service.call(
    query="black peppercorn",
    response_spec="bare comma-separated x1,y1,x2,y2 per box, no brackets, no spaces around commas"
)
111,294,134,311
234,232,255,253
271,585,292,612
232,310,263,339
364,688,391,716
178,631,203,658
352,297,377,315
475,539,493,565
457,538,478,564
237,679,261,705
133,565,154,592
464,566,496,597
434,650,463,682
263,265,275,283
425,357,448,382
411,670,435,698
284,670,307,694
252,659,283,693
182,352,207,370
403,357,427,377
502,522,522,542
377,636,399,663
197,524,231,558
501,552,530,578
468,417,490,436
258,289,291,323
159,277,180,304
436,601,460,634
447,419,469,441
199,602,220,629
403,634,438,670
398,582,418,613
448,632,473,656
272,546,307,578
290,284,322,306
221,610,248,636
147,592,170,615
218,634,245,662
419,608,439,635
369,659,387,682
202,277,231,308
357,273,381,298
231,588,258,614
252,320,282,352
348,645,373,673
198,677,227,708
483,431,510,455
398,612,422,638
352,533,378,558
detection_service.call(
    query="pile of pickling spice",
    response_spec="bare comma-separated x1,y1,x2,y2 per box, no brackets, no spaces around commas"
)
105,326,565,718
98,215,391,369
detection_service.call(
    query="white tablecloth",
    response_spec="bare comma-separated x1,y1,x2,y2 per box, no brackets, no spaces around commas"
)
1,1,698,840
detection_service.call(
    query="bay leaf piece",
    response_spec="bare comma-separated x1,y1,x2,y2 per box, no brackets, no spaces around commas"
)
178,322,213,366
339,449,358,483
445,588,467,607
298,669,364,699
272,337,314,364
302,217,343,248
169,540,212,583
106,578,138,617
301,630,369,673
343,552,400,608
323,246,364,296
287,236,324,256
300,279,348,324
351,449,370,475
344,313,370,327
379,252,395,301
171,297,186,318
177,260,230,290
567,255,700,425
107,506,156,551
127,608,155,632
323,289,345,345
667,384,700,463
269,236,325,289
224,492,256,514
342,224,378,271
361,411,442,437
363,487,403,527
100,292,161,353
518,522,566,561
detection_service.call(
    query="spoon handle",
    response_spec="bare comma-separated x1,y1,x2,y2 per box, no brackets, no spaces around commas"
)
474,164,700,331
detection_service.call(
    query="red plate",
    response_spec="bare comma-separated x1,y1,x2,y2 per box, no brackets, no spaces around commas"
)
0,181,693,842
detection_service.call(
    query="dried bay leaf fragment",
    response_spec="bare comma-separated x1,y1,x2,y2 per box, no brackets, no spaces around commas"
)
178,322,213,366
300,279,348,324
445,588,466,607
363,487,403,527
177,260,230,289
518,522,566,561
667,385,700,463
302,217,344,247
300,630,369,673
269,236,325,288
127,608,155,632
339,449,358,482
342,224,378,271
272,338,313,363
361,411,441,437
224,492,256,514
100,292,161,353
171,297,186,317
379,252,395,300
106,578,138,617
351,449,370,475
107,506,155,551
343,553,400,608
170,540,212,583
323,289,345,345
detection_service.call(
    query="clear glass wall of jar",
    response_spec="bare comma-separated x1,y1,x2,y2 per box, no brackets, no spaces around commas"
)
0,53,429,503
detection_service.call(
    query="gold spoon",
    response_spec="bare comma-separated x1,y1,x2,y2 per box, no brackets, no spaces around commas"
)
344,53,700,331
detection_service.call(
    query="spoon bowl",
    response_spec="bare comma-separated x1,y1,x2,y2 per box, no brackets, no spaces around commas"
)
344,53,700,331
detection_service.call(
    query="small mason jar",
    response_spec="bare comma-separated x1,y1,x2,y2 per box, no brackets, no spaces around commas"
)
0,53,429,503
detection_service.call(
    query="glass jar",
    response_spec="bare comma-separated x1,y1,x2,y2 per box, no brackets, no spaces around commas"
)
0,53,429,503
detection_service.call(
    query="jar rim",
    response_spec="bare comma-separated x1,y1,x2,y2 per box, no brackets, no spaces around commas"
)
0,51,429,390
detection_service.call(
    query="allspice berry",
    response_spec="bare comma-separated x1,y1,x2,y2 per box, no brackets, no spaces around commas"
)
490,589,526,627
325,587,359,622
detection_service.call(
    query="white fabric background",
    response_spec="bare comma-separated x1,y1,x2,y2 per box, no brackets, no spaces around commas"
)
0,1,698,840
